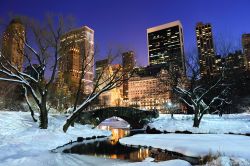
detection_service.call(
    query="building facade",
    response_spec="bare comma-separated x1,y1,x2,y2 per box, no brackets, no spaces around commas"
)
242,34,250,69
128,70,171,111
196,22,216,77
122,51,135,101
0,19,25,102
59,26,94,94
1,18,25,71
215,50,247,73
147,20,185,73
96,62,123,107
95,58,110,80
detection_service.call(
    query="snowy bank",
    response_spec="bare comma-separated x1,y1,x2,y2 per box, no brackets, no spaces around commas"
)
205,156,250,166
149,114,250,134
119,134,250,160
119,159,191,166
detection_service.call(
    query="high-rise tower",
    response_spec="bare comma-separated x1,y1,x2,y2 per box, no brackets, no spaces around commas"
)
59,26,94,94
196,22,215,77
122,51,135,100
1,18,25,71
147,20,185,73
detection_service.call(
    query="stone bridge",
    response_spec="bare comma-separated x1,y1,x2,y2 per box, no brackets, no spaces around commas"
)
77,107,159,129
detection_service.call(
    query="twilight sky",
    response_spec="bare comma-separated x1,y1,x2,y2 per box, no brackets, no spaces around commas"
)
1,0,250,66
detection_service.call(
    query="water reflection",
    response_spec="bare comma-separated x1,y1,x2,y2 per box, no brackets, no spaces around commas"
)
64,117,186,163
65,134,150,162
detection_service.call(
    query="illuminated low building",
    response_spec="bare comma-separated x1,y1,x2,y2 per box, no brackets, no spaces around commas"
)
128,71,171,111
96,61,123,107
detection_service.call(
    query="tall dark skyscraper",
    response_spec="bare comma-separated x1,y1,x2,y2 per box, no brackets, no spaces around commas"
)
122,51,135,100
147,20,185,73
242,34,250,70
196,22,215,77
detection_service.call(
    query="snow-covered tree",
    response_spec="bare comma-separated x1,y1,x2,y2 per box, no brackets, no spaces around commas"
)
0,16,74,129
63,50,132,132
174,52,231,127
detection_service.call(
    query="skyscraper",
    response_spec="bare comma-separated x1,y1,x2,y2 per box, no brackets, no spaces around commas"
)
196,22,216,77
1,18,25,71
59,26,94,94
122,51,135,100
147,20,185,73
242,34,250,69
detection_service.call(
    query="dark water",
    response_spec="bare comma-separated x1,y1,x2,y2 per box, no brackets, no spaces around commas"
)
63,118,199,164
63,127,181,162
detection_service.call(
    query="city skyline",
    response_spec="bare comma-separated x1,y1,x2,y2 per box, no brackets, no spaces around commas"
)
1,0,250,66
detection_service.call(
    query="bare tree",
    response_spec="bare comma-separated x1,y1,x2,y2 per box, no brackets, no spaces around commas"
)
63,50,132,132
0,16,74,129
174,50,231,127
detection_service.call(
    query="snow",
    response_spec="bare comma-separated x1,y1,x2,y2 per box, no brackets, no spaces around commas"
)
149,114,250,134
120,159,191,166
2,111,250,166
98,117,130,129
120,134,250,160
0,111,129,166
205,156,250,166
0,111,193,166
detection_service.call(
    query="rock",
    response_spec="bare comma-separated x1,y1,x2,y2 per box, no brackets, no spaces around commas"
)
77,137,84,142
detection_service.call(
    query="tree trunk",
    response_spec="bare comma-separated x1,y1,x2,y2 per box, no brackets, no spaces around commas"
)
63,102,90,132
193,111,200,127
28,105,37,122
39,96,48,129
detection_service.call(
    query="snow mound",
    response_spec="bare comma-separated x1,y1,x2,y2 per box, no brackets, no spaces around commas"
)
119,134,250,160
149,114,250,134
205,156,250,166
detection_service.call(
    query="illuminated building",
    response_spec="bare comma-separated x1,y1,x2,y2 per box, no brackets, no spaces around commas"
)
0,19,25,101
96,60,123,107
59,26,94,94
95,58,110,80
196,22,216,77
215,50,246,72
122,51,135,100
147,20,185,73
1,18,25,71
242,34,250,69
128,70,171,110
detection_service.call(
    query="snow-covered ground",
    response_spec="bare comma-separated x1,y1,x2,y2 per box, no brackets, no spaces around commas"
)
2,111,250,166
0,111,128,166
0,111,192,166
204,156,250,166
149,114,250,134
120,134,250,163
120,159,191,166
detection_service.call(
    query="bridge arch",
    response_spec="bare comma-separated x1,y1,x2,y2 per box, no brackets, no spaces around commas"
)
77,107,159,129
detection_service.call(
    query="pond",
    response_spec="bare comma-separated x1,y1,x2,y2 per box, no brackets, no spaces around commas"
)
63,117,199,164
